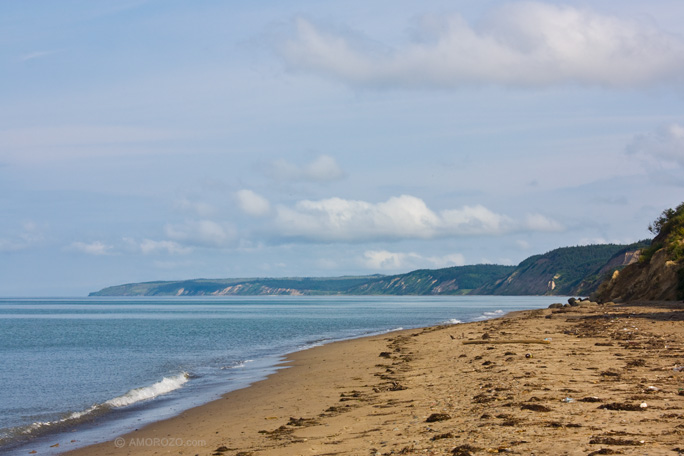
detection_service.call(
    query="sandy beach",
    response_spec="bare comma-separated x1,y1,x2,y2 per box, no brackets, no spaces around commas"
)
60,301,684,456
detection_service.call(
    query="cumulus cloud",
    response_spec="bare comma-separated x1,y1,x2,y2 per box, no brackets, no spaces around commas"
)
69,241,113,256
274,194,561,242
362,249,465,270
235,189,272,217
627,123,684,167
165,220,236,247
266,155,345,182
279,3,684,89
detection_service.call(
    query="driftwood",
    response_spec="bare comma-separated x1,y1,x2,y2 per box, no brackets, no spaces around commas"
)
462,339,551,345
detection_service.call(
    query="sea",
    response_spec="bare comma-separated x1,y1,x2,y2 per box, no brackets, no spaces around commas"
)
0,295,561,455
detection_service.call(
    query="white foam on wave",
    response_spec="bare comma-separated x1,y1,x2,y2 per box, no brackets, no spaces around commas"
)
220,360,254,370
105,372,189,408
445,318,462,324
483,310,505,316
15,372,190,440
475,309,506,321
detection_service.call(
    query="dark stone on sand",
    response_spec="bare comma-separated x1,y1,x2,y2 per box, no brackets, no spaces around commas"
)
568,297,577,306
379,352,392,358
521,403,552,412
548,303,563,309
426,413,451,422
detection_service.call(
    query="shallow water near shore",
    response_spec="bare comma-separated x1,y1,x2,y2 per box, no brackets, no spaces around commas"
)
0,295,561,455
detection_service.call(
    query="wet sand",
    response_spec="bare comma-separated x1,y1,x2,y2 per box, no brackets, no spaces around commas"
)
61,301,684,456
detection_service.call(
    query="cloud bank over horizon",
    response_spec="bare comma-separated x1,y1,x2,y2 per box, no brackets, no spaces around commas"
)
279,2,684,89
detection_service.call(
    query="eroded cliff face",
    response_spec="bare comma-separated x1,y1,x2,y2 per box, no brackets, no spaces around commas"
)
594,248,682,302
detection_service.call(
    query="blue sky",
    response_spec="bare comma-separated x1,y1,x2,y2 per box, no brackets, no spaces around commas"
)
2,0,684,296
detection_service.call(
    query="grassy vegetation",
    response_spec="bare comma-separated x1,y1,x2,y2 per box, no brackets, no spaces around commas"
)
641,202,684,264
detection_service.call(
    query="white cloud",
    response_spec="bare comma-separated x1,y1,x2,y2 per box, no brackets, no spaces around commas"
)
235,189,272,217
0,222,44,253
69,241,113,256
523,213,564,232
165,220,236,247
274,194,561,242
279,3,684,89
0,125,186,163
626,123,684,167
139,239,192,255
20,50,62,62
515,240,531,250
266,155,345,182
362,250,465,270
174,198,217,217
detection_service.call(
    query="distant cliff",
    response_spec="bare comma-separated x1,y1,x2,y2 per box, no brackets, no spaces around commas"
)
346,264,516,295
595,203,684,302
91,242,647,297
474,242,648,296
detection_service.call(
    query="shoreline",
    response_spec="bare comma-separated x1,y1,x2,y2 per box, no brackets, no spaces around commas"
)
53,300,684,455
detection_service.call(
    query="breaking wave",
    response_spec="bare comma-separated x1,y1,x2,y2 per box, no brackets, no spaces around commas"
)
104,372,189,408
3,373,190,444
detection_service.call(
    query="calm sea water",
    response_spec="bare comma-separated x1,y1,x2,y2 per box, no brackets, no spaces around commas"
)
0,295,560,455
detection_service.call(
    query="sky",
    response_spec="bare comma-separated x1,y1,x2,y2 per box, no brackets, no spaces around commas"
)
2,0,684,296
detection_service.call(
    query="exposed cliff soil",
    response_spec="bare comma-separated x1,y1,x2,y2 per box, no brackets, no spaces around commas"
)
595,248,683,302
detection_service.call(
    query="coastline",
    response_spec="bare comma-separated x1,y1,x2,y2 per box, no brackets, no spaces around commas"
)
57,300,684,456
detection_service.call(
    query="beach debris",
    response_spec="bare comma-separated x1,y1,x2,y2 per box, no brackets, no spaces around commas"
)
600,370,620,378
431,432,455,440
673,365,684,372
598,402,646,411
562,397,574,403
50,443,59,448
639,402,648,408
462,339,550,345
589,436,645,445
525,353,532,358
287,416,318,427
587,449,619,455
626,358,646,367
521,403,552,412
426,413,451,422
451,444,481,455
258,425,293,440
